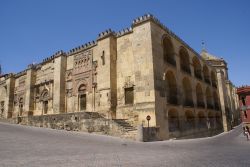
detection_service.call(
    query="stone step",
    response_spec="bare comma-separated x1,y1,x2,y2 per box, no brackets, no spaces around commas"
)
112,119,137,137
84,112,104,119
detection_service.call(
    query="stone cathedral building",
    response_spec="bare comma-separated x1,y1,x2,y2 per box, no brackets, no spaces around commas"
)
0,14,240,141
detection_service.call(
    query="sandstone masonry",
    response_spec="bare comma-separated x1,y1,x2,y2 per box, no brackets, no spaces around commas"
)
0,14,240,141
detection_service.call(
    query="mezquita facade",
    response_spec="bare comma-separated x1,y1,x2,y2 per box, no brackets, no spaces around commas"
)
0,14,240,140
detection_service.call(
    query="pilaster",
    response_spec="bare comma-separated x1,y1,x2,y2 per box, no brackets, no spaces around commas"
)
53,54,66,114
5,75,15,118
216,69,229,131
24,66,36,116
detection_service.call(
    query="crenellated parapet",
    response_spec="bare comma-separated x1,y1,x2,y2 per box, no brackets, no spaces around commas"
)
116,27,133,37
132,13,156,26
67,41,97,55
237,85,250,91
132,13,202,59
97,29,115,40
239,85,250,88
14,70,27,78
0,73,14,80
42,50,65,64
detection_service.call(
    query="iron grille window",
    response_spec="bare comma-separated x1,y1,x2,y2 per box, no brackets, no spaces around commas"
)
125,87,134,105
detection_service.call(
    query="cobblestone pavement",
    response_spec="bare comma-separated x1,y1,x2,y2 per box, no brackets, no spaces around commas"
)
0,122,249,167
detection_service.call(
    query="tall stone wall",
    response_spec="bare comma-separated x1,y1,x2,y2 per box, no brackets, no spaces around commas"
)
116,22,156,127
33,59,54,115
53,55,66,114
0,14,240,141
150,19,222,140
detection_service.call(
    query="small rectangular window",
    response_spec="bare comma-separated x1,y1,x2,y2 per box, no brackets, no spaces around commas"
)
125,87,134,105
101,51,105,65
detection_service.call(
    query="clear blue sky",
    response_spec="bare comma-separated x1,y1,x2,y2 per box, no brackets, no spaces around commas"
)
0,0,249,86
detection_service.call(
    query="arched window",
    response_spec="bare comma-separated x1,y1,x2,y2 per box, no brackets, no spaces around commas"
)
180,47,191,74
196,83,204,108
165,71,178,105
192,57,202,79
203,65,210,84
42,91,49,99
182,78,193,106
162,36,175,66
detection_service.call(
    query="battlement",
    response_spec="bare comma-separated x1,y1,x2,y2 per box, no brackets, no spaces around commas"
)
132,13,156,26
67,41,97,55
42,50,65,64
2,13,219,80
238,85,250,90
116,27,133,37
1,73,14,80
27,63,36,70
97,29,115,40
132,13,202,60
15,70,27,78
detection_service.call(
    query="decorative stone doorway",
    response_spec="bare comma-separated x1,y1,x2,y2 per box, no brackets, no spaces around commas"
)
43,101,48,114
79,94,86,111
78,84,86,111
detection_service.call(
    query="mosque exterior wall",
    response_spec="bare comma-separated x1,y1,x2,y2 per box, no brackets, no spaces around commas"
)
0,14,240,140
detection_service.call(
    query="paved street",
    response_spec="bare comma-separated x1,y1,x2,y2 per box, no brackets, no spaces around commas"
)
0,122,249,167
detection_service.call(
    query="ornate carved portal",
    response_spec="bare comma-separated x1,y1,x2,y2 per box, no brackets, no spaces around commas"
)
72,50,95,95
78,84,87,111
33,82,53,115
66,49,97,112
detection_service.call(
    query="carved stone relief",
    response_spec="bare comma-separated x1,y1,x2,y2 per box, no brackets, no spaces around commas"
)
35,62,54,85
34,82,53,102
124,76,134,88
71,49,96,96
14,76,26,106
14,93,25,106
